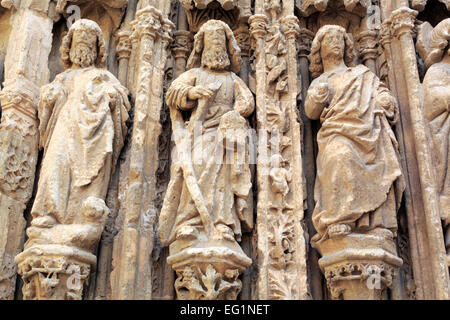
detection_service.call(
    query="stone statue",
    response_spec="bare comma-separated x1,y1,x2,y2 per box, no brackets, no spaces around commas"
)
422,18,450,262
158,19,254,300
306,24,404,244
305,25,404,299
15,19,130,300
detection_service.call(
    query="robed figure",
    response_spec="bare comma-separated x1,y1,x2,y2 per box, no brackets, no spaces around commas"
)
305,25,405,245
159,20,254,248
25,19,130,249
422,19,450,258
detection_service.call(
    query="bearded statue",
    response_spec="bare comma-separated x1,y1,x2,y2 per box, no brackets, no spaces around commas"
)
158,19,254,300
15,19,130,300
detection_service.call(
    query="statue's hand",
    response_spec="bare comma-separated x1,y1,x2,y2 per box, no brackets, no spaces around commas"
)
188,85,214,100
376,92,396,118
42,84,59,106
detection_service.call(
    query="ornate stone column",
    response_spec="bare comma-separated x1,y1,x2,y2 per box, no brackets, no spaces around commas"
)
386,5,449,300
110,1,174,300
115,30,132,86
356,30,379,74
0,0,53,300
249,0,309,300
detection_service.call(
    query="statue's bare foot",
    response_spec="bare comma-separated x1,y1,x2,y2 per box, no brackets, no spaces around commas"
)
216,224,235,242
176,226,198,241
328,224,351,238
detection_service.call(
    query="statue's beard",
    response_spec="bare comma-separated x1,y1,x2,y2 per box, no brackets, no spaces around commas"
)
70,44,97,68
202,45,230,71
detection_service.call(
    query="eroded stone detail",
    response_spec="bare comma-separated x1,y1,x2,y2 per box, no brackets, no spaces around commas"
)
158,19,254,300
306,25,405,300
420,18,450,266
15,19,130,300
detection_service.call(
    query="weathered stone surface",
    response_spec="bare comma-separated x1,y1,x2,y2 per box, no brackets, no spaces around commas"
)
15,19,130,300
420,18,450,268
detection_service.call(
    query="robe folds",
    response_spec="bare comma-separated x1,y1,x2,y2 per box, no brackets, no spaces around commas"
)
423,62,450,223
159,67,254,246
306,65,405,244
32,67,130,224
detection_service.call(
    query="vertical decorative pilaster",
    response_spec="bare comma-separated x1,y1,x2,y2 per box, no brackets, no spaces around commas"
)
382,5,450,299
115,30,132,86
249,0,309,300
356,30,379,74
0,2,53,300
110,1,174,300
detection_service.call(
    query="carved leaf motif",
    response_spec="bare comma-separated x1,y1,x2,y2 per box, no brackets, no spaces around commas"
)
268,269,297,300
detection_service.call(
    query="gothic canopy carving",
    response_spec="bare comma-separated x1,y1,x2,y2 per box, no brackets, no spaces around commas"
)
299,0,370,17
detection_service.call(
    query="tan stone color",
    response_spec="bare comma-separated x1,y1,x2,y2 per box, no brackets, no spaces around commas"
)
306,25,405,299
158,19,254,300
420,18,450,266
15,19,130,300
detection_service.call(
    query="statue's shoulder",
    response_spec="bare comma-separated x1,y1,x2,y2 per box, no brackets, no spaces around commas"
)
352,64,372,75
424,62,449,86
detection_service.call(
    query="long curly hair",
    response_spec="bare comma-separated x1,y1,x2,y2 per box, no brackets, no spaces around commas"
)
425,18,450,68
309,25,356,79
60,19,107,69
186,19,242,74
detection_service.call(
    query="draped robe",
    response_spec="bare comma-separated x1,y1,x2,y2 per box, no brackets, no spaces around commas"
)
32,67,130,225
159,67,254,246
305,65,405,244
423,62,450,223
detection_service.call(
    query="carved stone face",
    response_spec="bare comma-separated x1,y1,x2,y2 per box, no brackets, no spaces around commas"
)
320,29,345,63
69,27,98,68
201,25,230,71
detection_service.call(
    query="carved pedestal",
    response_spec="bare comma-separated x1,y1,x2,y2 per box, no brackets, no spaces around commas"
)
16,245,94,300
168,237,252,300
314,232,403,300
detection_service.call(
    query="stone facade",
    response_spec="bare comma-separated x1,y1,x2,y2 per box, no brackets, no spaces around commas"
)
0,0,448,300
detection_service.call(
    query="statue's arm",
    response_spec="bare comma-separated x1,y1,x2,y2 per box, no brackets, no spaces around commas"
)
423,67,450,122
232,73,255,118
37,76,65,148
305,77,329,120
376,81,399,125
166,69,198,111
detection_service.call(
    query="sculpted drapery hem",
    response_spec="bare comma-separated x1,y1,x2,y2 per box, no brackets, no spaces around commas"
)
32,67,130,224
159,67,254,246
306,64,405,244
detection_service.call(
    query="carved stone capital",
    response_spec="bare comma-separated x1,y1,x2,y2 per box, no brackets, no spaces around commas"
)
173,30,194,60
115,30,132,62
379,21,392,48
281,15,300,41
16,246,93,300
324,261,397,300
357,30,379,62
249,14,268,40
162,18,176,48
389,7,418,39
174,264,242,300
313,232,403,300
0,87,36,121
167,238,252,300
234,25,250,58
298,28,314,58
132,5,163,41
